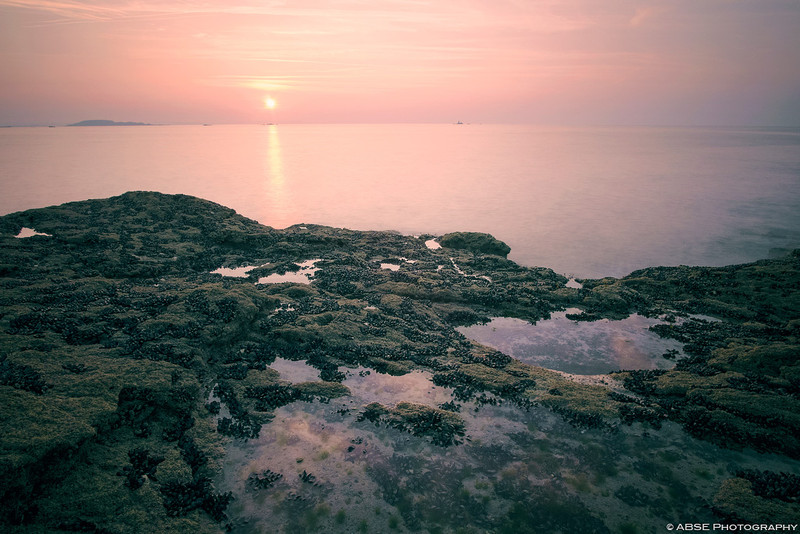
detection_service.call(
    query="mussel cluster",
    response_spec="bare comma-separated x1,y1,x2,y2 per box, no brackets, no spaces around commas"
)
247,469,283,490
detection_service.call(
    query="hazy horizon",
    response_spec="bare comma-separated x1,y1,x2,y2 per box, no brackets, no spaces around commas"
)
2,1,799,127
6,121,800,129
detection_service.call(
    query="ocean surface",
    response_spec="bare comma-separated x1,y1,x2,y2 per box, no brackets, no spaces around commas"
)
2,123,799,278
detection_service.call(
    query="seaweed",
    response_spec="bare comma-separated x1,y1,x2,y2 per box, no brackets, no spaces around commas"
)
244,384,303,410
734,469,800,503
118,448,165,489
358,402,466,446
247,469,283,490
0,354,48,394
160,476,233,522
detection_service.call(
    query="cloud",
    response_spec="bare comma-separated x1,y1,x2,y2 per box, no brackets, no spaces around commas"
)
0,0,125,21
0,0,595,32
629,5,666,27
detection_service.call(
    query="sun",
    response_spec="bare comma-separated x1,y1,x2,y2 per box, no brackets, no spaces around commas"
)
264,97,276,110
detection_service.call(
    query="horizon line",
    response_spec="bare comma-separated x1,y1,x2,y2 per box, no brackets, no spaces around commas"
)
3,121,800,130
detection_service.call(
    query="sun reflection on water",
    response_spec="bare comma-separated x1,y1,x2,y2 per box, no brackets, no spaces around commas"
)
262,124,296,228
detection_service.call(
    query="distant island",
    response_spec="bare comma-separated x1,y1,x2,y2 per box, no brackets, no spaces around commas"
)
67,119,150,127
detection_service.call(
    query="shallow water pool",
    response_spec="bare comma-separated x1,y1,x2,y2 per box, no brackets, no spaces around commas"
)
457,312,683,374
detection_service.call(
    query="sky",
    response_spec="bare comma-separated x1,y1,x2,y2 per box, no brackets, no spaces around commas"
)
0,0,799,126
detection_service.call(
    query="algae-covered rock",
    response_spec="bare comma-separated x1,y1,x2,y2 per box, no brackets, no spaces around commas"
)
2,191,799,532
713,477,800,523
438,232,511,257
357,401,466,446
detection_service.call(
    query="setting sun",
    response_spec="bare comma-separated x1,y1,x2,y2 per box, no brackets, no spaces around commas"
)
264,97,276,110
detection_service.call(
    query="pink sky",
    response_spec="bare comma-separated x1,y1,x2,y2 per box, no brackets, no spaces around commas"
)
1,0,798,125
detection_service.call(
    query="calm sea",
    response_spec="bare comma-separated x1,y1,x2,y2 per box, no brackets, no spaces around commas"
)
2,124,799,278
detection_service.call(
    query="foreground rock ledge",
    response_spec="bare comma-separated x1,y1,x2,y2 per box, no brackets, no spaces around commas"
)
1,191,798,531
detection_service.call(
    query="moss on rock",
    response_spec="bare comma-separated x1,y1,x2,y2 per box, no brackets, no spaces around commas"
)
438,232,511,257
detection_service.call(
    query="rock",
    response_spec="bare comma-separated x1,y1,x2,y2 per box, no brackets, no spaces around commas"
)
438,232,511,257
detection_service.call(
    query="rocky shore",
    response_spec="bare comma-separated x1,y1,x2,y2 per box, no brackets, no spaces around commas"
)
1,192,798,532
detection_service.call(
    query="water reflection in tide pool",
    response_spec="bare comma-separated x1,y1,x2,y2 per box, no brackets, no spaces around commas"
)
269,358,320,383
216,366,560,534
457,312,684,375
14,227,52,238
268,360,453,406
256,259,321,285
216,356,800,533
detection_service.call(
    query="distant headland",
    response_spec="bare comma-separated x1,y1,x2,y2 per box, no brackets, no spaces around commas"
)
67,119,150,127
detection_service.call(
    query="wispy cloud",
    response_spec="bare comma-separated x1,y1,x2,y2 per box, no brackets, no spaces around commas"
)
3,0,797,124
1,0,126,21
1,0,594,32
1,0,447,22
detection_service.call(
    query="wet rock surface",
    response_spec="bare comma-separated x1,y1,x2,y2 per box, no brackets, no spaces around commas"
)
0,192,798,532
438,231,512,257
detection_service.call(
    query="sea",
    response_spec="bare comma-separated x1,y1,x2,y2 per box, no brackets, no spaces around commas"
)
2,123,799,278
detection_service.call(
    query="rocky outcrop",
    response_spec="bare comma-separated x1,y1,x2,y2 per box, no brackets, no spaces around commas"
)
1,192,798,530
438,232,512,257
